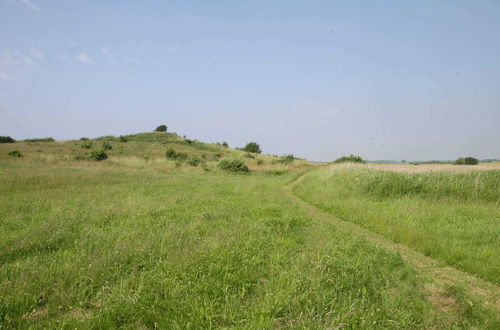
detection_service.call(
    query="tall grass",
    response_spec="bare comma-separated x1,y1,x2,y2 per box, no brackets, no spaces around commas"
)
294,168,500,284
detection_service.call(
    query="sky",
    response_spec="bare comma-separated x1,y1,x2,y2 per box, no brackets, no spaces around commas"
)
1,0,499,161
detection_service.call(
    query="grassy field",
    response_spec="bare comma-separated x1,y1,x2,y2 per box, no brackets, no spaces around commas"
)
294,165,500,284
1,136,499,328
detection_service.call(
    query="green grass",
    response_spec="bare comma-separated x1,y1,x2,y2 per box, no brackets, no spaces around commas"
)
0,141,498,328
294,167,500,284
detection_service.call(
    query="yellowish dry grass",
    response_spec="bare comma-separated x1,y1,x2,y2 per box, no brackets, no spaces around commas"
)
328,162,500,173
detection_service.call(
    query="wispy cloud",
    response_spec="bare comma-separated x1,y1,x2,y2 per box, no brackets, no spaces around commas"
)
76,53,95,64
124,59,143,65
19,0,40,11
30,48,45,60
0,50,37,82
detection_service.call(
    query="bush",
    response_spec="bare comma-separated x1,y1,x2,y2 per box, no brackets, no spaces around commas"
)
119,135,128,142
222,142,229,148
81,142,93,149
242,142,261,154
102,141,113,150
218,158,249,173
24,137,55,142
8,150,22,157
464,157,479,165
280,154,294,164
188,155,204,166
256,159,264,165
165,148,187,161
454,157,479,165
86,149,108,161
334,155,365,163
155,125,167,132
0,136,16,143
80,137,89,141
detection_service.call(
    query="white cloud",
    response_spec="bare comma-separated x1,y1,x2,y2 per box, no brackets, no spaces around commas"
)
19,0,40,11
0,50,37,81
30,48,45,60
124,59,143,65
76,53,95,64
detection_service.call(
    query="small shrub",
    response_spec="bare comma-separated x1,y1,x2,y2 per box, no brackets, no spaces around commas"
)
334,155,365,163
242,142,261,154
218,158,249,173
81,142,93,149
165,148,187,161
280,154,294,164
80,137,89,141
188,155,204,166
0,136,16,143
8,150,22,157
87,149,108,161
222,142,229,148
102,141,113,150
453,157,465,165
119,135,128,142
155,125,167,132
24,137,55,142
256,159,264,165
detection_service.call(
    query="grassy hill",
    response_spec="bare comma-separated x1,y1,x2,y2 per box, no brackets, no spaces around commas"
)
0,133,499,328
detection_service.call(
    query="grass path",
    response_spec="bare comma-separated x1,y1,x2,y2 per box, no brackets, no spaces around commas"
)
283,170,500,323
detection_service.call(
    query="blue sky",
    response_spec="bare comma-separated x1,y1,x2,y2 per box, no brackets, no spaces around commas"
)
1,0,499,161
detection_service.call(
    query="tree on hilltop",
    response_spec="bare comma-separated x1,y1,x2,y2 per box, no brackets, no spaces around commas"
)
155,125,167,132
242,142,261,154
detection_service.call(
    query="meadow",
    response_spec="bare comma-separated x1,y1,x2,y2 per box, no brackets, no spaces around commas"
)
0,134,499,328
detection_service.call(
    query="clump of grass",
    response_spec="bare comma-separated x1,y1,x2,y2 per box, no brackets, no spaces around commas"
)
8,150,22,157
218,158,249,173
0,136,16,143
280,154,295,164
244,152,256,158
187,155,204,166
256,159,264,165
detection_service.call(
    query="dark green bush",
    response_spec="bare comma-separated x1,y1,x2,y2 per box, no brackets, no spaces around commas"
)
464,157,479,165
165,148,187,161
242,142,261,154
453,157,465,165
280,154,294,164
218,158,249,173
0,136,16,143
188,155,204,166
334,155,365,163
86,149,108,161
80,137,89,141
24,137,55,142
81,142,93,149
155,125,167,132
8,150,22,157
102,141,113,150
222,142,229,148
119,135,128,142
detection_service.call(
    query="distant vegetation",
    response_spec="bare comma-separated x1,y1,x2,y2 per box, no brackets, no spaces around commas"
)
24,137,55,142
154,124,168,132
80,142,93,149
7,150,22,157
280,154,295,164
102,141,113,150
333,154,365,163
454,157,479,165
218,158,249,173
242,142,261,154
0,136,15,143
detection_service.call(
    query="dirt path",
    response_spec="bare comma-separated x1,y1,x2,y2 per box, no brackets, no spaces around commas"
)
282,171,500,321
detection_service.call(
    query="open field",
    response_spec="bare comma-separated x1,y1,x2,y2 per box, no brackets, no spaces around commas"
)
1,136,499,328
